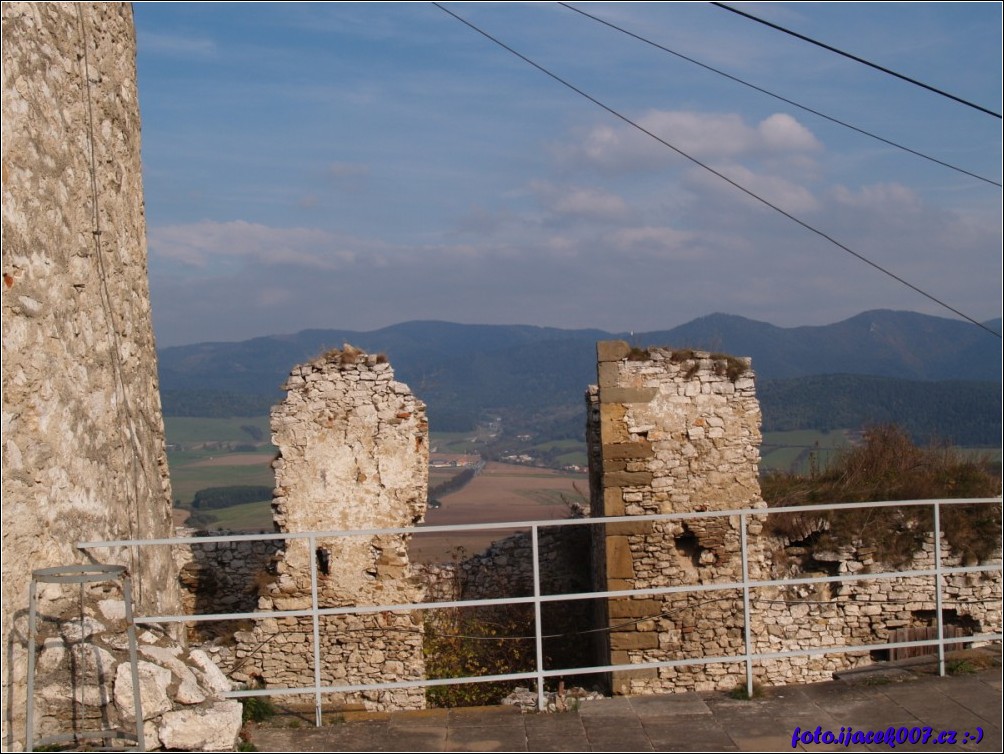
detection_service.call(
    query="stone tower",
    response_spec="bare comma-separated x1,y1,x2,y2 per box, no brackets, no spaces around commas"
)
2,2,179,744
587,341,766,694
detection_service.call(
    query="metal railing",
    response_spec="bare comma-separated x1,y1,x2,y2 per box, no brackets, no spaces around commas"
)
77,497,1002,726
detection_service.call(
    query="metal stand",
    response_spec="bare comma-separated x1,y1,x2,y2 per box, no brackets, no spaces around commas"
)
25,564,145,751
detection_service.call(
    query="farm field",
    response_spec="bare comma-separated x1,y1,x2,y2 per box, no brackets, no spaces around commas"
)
164,416,272,445
411,462,588,563
167,452,275,508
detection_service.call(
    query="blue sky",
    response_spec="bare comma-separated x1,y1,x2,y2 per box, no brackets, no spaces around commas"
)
133,2,1002,347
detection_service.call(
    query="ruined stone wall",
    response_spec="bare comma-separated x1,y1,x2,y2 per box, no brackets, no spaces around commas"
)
174,530,283,617
588,342,768,694
752,533,1001,686
235,347,428,710
588,341,1000,695
417,526,592,603
2,3,180,746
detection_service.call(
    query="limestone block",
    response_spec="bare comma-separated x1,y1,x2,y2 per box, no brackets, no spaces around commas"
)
603,441,654,460
70,643,118,678
597,340,630,362
114,660,172,721
604,470,654,487
603,387,658,405
97,599,127,621
158,700,243,752
61,616,106,642
606,537,635,579
37,638,67,673
597,361,620,388
608,598,662,619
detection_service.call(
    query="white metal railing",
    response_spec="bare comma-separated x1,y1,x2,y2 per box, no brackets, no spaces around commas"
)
77,497,1002,726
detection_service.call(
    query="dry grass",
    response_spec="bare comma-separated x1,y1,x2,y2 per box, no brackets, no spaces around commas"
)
762,425,1001,565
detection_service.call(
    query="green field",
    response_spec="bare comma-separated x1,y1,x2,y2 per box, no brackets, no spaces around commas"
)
430,431,489,454
168,457,275,507
189,499,274,531
760,429,852,473
164,416,272,446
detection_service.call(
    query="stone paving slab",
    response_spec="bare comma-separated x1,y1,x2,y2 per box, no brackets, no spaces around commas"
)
247,664,1001,753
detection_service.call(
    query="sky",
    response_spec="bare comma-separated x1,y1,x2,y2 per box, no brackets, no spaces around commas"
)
132,2,1003,347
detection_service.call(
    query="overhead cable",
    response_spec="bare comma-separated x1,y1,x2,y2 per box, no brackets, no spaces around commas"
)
560,2,1001,188
433,3,1000,339
711,2,1002,119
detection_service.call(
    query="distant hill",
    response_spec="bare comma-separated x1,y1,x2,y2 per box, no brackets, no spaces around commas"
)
158,310,1001,444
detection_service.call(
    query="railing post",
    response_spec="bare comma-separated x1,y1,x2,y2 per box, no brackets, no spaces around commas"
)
531,524,545,712
309,534,323,726
933,502,946,677
740,512,754,698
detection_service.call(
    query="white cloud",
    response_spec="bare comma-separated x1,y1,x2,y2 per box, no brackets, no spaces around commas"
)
757,113,821,152
564,110,821,172
531,181,629,221
139,31,216,58
149,220,372,270
690,163,820,214
606,226,699,259
831,183,922,213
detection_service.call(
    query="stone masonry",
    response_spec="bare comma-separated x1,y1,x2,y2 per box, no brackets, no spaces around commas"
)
588,341,768,694
587,341,1000,695
235,346,429,710
2,4,184,747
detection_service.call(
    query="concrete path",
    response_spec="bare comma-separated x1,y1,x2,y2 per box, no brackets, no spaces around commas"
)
246,662,1001,752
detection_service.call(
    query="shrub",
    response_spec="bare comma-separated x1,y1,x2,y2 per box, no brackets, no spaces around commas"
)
424,604,535,707
241,695,276,724
763,425,1001,564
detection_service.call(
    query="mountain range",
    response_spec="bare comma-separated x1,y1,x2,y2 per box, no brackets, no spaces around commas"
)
158,310,1002,445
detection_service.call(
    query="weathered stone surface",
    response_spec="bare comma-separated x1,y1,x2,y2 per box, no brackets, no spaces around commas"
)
597,340,630,362
608,598,662,619
189,649,232,696
602,387,658,405
610,631,660,651
114,661,172,721
2,3,179,746
588,343,1001,697
604,442,654,460
158,700,243,752
606,537,635,579
236,348,428,711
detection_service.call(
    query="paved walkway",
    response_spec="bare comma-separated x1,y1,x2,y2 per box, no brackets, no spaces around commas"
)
247,660,1001,752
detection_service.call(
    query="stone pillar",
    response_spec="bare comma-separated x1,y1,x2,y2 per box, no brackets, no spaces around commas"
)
588,342,766,694
2,4,179,745
237,346,428,710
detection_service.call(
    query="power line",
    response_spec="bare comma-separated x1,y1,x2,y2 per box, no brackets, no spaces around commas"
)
559,2,1001,188
433,3,1000,339
711,2,1002,119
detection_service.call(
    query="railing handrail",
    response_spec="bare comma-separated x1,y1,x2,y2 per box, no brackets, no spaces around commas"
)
75,497,1003,725
77,496,1003,548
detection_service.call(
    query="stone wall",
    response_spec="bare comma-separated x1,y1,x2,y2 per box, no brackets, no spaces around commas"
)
2,3,180,746
587,341,1000,695
235,347,429,710
418,526,592,604
752,531,1001,686
588,341,768,694
174,529,283,617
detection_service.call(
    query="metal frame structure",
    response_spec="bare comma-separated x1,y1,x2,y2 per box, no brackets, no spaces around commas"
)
77,497,1001,727
25,564,145,752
